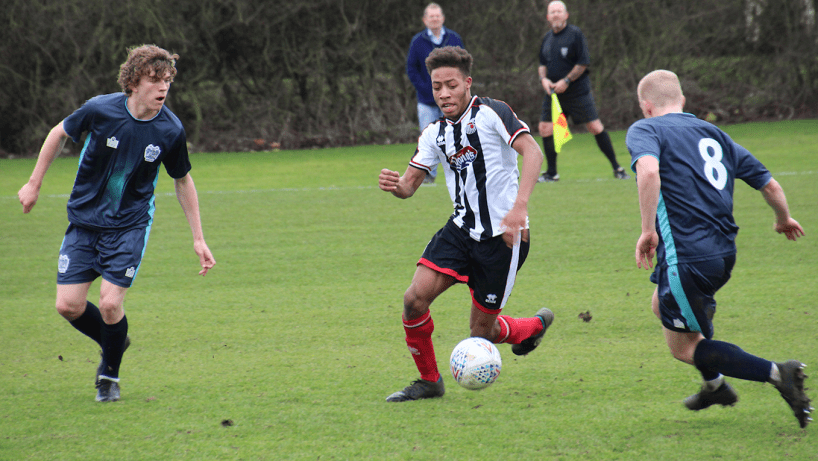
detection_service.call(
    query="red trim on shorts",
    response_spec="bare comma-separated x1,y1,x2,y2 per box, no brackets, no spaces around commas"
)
418,258,469,283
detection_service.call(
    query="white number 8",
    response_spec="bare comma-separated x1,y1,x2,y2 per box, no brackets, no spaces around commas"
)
698,138,727,190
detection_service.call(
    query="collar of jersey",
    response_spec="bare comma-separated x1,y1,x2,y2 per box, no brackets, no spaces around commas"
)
125,96,162,122
445,95,478,125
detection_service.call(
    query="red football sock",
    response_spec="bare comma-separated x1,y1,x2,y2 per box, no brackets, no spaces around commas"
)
495,315,543,344
403,311,440,382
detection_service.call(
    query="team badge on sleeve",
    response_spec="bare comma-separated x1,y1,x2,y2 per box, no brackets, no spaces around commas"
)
144,144,161,162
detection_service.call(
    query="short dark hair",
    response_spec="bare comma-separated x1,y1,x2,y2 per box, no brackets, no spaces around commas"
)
425,46,473,77
117,44,179,95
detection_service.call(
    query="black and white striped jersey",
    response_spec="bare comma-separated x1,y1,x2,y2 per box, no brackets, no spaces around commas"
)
410,95,530,241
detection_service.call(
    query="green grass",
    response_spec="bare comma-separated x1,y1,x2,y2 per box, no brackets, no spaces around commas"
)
1,120,816,460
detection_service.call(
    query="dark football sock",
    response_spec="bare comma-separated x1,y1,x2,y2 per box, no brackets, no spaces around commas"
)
68,301,104,345
594,131,620,170
698,369,721,382
693,339,772,383
100,315,129,380
542,135,557,176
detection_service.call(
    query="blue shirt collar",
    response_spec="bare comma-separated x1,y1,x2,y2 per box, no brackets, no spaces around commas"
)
426,27,446,45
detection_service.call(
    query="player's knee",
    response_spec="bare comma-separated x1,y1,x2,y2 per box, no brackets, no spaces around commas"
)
55,298,84,321
668,343,696,365
402,289,430,320
97,301,124,323
669,348,688,363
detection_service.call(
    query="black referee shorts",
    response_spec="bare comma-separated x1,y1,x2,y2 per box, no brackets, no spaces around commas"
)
540,91,599,125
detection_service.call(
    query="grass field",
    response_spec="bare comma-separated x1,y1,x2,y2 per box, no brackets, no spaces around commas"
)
1,120,816,460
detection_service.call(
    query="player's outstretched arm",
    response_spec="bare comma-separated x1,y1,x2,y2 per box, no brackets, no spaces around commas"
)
174,174,216,275
18,122,69,213
378,167,425,199
760,178,805,241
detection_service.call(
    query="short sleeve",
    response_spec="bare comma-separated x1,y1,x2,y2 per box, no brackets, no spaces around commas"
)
410,123,443,173
62,98,99,143
626,121,660,172
162,129,192,179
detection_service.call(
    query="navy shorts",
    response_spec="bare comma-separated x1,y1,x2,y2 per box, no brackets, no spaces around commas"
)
57,224,151,288
650,255,736,339
419,219,530,313
540,91,599,125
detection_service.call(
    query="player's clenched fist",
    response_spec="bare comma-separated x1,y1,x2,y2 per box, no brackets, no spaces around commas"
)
379,169,400,192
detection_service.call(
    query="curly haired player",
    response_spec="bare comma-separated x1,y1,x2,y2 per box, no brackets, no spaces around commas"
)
18,44,216,402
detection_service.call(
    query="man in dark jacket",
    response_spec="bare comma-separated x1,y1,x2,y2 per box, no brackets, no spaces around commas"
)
406,2,464,183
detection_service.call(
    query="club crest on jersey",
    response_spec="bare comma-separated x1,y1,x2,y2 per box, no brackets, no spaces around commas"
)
561,47,568,58
144,144,161,162
106,136,119,149
465,118,477,134
449,145,477,172
436,135,446,146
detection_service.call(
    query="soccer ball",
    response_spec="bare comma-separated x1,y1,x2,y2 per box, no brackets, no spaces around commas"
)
450,337,502,390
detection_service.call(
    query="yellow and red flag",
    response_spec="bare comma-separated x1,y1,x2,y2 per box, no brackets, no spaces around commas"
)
551,93,572,153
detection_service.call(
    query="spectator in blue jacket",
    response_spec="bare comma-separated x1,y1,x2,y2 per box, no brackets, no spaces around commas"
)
406,2,464,183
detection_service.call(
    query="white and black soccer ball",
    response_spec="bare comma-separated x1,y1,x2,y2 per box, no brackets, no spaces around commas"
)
450,337,502,390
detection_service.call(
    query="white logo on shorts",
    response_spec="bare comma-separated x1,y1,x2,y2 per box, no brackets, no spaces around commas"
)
673,318,685,329
485,294,498,304
144,144,161,162
58,254,70,274
125,267,136,278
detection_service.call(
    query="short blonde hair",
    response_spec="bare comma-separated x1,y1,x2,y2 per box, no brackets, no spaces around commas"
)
637,70,684,109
